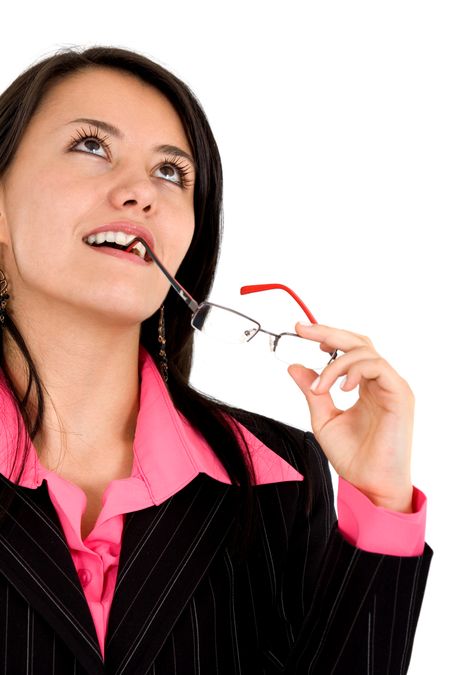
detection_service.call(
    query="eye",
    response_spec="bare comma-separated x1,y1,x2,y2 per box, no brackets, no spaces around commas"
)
67,128,194,189
68,126,111,159
154,157,193,189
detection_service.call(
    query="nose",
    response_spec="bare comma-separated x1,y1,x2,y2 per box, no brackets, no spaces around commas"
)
108,174,155,213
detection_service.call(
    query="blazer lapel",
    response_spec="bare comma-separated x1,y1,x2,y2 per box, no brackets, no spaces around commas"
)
105,474,238,673
0,474,103,674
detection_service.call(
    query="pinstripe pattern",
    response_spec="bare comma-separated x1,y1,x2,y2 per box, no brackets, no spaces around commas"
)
0,410,432,673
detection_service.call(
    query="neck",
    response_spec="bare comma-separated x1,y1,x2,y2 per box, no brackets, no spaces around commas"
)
1,315,142,471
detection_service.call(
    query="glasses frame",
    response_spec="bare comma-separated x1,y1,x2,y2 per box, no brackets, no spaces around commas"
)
125,238,339,368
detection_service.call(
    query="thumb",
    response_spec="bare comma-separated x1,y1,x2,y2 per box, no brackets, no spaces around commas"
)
287,363,338,432
287,363,318,393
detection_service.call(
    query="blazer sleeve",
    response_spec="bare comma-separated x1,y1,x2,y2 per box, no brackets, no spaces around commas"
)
279,430,433,675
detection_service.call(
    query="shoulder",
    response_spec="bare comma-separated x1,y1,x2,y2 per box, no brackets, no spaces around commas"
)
226,407,307,468
222,406,333,506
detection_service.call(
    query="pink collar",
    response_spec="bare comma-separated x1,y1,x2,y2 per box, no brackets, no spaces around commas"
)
0,345,303,499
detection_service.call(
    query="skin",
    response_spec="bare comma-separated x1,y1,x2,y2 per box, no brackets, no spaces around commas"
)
0,66,196,483
288,326,414,512
0,66,413,517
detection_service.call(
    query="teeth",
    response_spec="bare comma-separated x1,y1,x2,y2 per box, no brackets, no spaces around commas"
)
86,231,138,246
130,241,147,259
84,230,148,260
115,231,129,246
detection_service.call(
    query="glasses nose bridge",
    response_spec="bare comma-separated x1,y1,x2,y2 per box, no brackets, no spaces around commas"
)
258,327,280,352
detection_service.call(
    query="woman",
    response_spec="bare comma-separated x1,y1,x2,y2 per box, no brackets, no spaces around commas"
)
0,46,432,674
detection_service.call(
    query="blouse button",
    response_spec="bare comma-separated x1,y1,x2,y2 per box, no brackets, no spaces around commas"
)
78,568,92,588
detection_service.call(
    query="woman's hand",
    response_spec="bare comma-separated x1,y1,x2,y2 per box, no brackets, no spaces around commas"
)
287,322,415,512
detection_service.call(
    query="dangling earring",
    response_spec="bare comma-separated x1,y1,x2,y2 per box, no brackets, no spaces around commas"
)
158,304,168,383
0,268,10,329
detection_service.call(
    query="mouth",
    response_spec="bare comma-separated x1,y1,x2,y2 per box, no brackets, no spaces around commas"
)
82,236,153,264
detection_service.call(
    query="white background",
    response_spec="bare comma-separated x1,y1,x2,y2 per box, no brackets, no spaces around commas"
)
1,1,448,672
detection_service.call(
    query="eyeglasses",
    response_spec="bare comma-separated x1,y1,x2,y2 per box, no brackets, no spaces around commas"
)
126,238,339,371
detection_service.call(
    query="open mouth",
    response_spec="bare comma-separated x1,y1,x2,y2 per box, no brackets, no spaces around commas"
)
83,237,152,263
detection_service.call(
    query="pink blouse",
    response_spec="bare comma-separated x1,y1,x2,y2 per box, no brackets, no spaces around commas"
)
0,345,426,659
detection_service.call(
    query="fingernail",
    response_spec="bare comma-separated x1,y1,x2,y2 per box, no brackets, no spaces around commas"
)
310,376,320,392
340,376,347,389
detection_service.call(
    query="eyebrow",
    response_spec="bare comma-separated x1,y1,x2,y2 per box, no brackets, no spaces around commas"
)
65,117,197,170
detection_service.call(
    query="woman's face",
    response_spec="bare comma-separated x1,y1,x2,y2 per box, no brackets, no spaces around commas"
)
0,67,196,328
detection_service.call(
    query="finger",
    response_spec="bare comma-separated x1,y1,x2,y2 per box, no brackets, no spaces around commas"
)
295,322,373,354
320,342,339,353
288,363,342,433
339,357,407,397
310,347,379,394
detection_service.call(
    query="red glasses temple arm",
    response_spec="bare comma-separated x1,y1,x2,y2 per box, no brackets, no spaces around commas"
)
240,284,318,324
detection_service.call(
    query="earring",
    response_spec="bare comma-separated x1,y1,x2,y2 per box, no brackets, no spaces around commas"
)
0,268,9,328
158,304,168,383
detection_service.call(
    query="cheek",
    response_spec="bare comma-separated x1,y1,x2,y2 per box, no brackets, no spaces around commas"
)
176,220,195,267
164,210,195,269
5,166,65,233
5,170,94,259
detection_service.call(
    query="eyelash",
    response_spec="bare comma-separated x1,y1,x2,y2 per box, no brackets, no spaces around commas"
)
67,125,194,189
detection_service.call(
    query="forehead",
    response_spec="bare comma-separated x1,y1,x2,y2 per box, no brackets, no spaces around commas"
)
32,67,189,145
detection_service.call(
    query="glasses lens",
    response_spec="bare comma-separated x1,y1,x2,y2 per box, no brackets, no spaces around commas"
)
275,333,335,370
192,304,259,344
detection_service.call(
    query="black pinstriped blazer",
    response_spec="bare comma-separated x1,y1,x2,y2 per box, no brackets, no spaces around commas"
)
0,408,432,674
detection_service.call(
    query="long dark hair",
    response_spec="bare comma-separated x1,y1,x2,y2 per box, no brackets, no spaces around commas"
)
0,46,309,556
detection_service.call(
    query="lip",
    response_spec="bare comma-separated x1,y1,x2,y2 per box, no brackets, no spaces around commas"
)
82,221,155,253
85,245,151,266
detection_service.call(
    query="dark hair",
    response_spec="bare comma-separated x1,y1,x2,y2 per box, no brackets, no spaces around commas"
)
0,46,309,557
